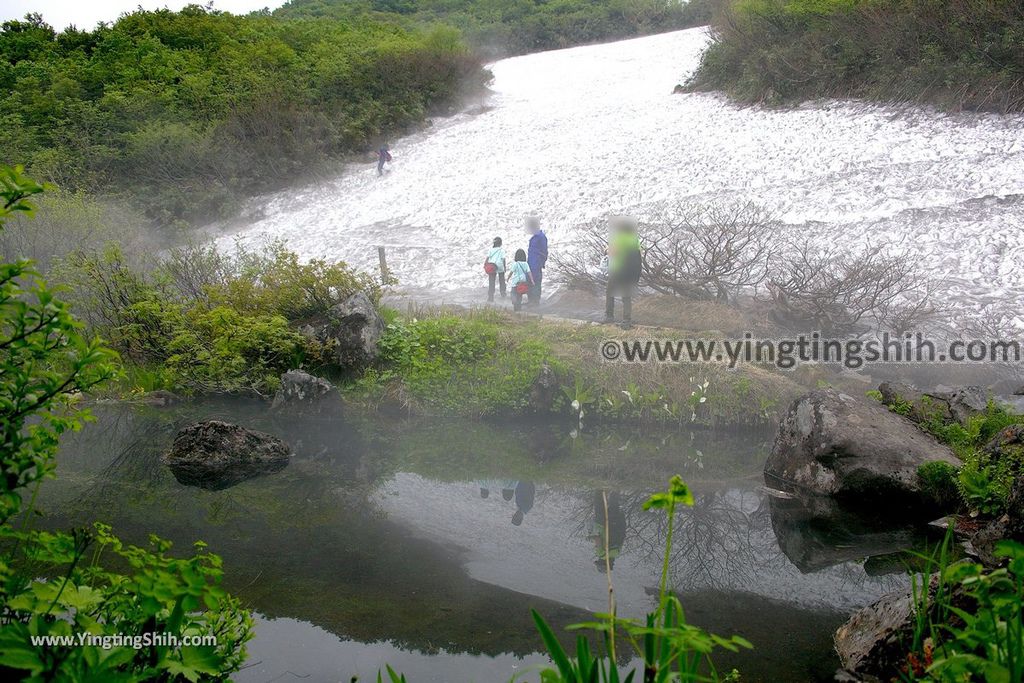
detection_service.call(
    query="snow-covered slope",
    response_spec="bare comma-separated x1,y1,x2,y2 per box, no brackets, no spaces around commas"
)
215,28,1024,321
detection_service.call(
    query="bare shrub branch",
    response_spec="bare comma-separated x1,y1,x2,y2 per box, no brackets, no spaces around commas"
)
766,241,934,335
643,202,780,303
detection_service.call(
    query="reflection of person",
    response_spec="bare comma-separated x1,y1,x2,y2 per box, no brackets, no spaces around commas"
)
511,481,536,526
589,490,626,572
604,216,642,326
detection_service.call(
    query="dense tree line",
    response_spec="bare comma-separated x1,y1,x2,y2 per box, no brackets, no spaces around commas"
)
0,6,485,224
276,0,714,57
688,0,1024,113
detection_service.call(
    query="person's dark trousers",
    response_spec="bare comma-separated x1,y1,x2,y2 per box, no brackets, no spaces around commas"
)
488,271,506,301
528,269,543,304
512,288,524,311
377,158,385,175
605,274,634,322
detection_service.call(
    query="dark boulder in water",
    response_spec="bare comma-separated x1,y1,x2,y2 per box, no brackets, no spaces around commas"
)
765,389,960,512
163,420,291,490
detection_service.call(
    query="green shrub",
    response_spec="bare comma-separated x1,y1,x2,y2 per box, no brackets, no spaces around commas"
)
367,313,552,415
1,8,486,223
917,403,1024,515
206,243,383,322
0,164,253,680
904,532,1024,682
1,525,254,680
53,241,381,395
277,0,711,58
917,461,960,511
163,306,313,395
689,0,1024,112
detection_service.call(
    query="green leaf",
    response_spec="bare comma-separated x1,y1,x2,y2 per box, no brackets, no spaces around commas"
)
532,609,574,680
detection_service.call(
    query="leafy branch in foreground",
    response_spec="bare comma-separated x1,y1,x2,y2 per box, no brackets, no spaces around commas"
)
900,531,1024,683
0,164,253,680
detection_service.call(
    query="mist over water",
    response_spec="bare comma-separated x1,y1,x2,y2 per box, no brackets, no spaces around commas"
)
44,401,911,682
216,27,1024,323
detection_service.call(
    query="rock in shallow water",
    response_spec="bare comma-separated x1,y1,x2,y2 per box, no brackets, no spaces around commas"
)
765,389,960,511
162,420,291,490
271,369,340,416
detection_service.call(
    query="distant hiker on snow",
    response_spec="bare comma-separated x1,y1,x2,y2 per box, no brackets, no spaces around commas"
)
525,217,548,305
377,144,392,175
483,236,506,302
604,216,642,326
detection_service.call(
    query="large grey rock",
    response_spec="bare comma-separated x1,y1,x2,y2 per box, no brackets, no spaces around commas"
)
877,382,990,427
945,386,988,426
765,389,960,510
163,420,291,490
834,583,925,680
300,292,385,369
836,576,972,680
983,423,1024,462
271,370,339,415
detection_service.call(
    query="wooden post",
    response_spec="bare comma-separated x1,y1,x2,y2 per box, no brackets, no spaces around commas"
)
377,246,390,284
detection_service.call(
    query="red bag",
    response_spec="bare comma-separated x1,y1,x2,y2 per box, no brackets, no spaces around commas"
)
484,261,497,275
515,282,530,295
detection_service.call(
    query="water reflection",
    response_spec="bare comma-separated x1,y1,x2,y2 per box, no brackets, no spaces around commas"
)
41,401,922,682
589,490,626,572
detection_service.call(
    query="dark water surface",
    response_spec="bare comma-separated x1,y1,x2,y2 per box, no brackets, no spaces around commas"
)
41,400,925,682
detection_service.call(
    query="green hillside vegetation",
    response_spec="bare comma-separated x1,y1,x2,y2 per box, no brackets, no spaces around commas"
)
688,0,1024,112
275,0,714,57
0,6,485,225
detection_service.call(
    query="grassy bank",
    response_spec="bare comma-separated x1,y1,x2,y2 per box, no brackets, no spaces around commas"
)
688,0,1024,112
347,306,805,426
0,7,485,225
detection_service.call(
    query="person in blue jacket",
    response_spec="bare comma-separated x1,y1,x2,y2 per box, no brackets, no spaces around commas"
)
377,144,392,175
525,216,548,305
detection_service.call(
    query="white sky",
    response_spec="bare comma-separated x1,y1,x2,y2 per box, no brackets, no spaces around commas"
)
0,1,287,30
